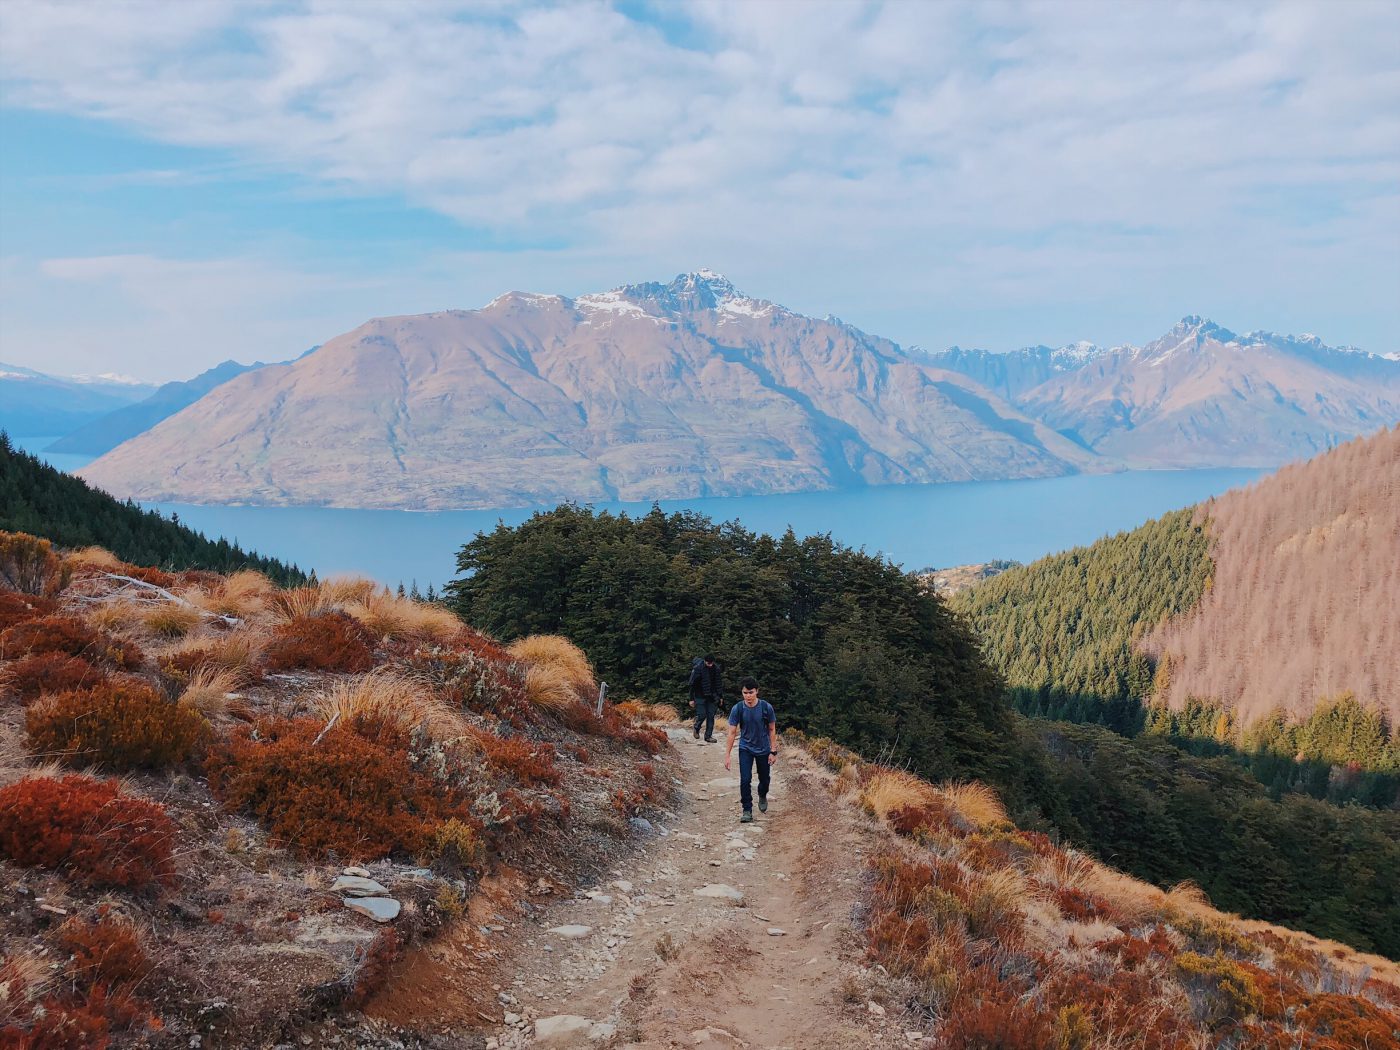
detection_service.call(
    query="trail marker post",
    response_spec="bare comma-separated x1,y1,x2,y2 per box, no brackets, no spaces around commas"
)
595,682,608,717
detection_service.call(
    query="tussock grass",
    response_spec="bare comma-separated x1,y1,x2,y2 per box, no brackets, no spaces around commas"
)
0,951,52,1025
522,663,581,714
615,699,681,723
860,769,940,822
184,570,276,620
1081,863,1169,925
140,602,203,638
938,781,1009,829
64,546,126,572
309,669,460,744
164,628,269,675
82,599,147,635
507,635,596,697
267,576,379,623
344,590,462,643
178,667,244,719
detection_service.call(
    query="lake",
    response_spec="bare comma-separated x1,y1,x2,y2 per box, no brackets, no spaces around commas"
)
8,435,1265,589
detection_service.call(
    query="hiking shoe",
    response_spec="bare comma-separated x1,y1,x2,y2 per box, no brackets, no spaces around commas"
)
740,810,753,823
758,796,768,813
704,736,717,743
693,726,700,740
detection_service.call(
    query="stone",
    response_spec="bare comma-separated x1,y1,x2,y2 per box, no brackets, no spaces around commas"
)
867,1001,886,1016
767,927,786,936
693,884,743,902
611,880,633,894
534,1014,594,1044
585,892,613,905
331,875,390,897
547,924,593,939
343,897,400,922
342,866,371,878
503,1012,521,1025
588,1022,617,1042
629,817,654,833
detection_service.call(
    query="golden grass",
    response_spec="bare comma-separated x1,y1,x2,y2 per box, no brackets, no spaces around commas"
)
343,591,463,643
183,570,276,620
140,601,203,638
507,635,596,697
178,667,244,719
615,699,681,723
309,669,461,744
163,628,269,675
860,769,940,822
522,664,582,714
81,599,147,634
64,546,126,572
1081,861,1170,925
937,781,1009,829
265,576,379,622
0,951,52,1025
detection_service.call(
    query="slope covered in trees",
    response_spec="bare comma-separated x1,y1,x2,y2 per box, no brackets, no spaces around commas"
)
447,505,1018,789
0,433,306,584
1147,425,1400,725
951,508,1212,733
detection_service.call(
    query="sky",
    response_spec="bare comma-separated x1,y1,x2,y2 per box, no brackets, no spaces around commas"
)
1,0,1397,382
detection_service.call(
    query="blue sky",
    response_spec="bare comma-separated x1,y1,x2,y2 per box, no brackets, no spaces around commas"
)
2,0,1397,381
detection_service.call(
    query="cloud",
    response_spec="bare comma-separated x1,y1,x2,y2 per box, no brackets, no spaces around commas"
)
0,0,1397,365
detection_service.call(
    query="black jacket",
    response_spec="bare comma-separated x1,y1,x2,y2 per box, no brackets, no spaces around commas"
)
688,659,722,703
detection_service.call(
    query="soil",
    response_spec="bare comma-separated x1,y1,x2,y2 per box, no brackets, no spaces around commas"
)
371,726,906,1048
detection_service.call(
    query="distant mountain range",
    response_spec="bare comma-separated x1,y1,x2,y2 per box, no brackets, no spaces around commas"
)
6,271,1394,511
929,319,1400,467
0,362,157,437
46,359,263,456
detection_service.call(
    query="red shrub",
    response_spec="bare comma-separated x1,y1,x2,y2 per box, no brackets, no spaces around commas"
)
25,680,210,771
887,798,962,837
5,653,107,704
346,927,401,1009
206,716,475,861
1039,964,1198,1050
1093,928,1177,969
468,727,561,787
940,998,1057,1050
57,914,152,988
264,612,375,673
1295,994,1400,1046
0,615,142,669
0,774,178,889
0,589,59,631
1053,885,1120,925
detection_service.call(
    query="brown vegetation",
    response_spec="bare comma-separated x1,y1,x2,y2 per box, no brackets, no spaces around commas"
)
263,611,376,673
1147,426,1400,724
25,680,210,771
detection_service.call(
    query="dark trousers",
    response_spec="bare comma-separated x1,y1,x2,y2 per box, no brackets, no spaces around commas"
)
738,749,771,810
693,699,716,739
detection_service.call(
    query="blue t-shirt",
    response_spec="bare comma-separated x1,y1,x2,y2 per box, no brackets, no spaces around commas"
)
728,699,776,754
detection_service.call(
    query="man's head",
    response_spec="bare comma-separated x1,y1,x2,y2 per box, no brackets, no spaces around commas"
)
703,654,715,666
740,676,759,706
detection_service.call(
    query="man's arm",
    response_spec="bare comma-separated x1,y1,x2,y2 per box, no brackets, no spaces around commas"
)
724,721,739,770
768,709,779,761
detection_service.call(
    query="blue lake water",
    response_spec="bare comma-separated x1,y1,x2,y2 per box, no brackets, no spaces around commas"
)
8,434,1265,589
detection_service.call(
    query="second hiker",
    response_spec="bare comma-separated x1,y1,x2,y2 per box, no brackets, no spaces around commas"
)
688,653,723,743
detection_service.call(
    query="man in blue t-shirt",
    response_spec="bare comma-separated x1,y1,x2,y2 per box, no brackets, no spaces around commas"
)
723,676,778,823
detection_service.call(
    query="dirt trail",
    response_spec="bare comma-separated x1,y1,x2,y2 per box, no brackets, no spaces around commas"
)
483,725,899,1049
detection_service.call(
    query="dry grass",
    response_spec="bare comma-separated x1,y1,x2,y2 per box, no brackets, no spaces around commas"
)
184,570,276,620
507,635,596,697
522,664,582,715
64,546,126,572
163,628,269,675
860,769,940,822
937,781,1009,829
615,699,681,723
343,591,462,643
267,576,379,623
0,951,52,1025
81,599,147,634
308,669,462,744
140,601,203,638
1081,861,1169,925
178,667,244,720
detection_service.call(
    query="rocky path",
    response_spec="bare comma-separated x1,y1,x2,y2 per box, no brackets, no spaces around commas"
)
485,726,897,1049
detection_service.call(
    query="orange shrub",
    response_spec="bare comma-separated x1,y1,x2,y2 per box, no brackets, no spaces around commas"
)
0,615,142,669
0,531,69,595
57,914,152,988
263,612,375,673
940,998,1057,1050
4,653,106,704
1295,994,1400,1046
206,716,476,861
0,774,178,889
468,726,561,788
26,680,210,771
0,589,58,630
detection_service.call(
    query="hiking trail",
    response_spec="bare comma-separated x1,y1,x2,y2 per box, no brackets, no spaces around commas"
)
375,724,905,1048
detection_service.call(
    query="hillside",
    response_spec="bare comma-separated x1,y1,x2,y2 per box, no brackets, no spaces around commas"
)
1146,425,1400,726
930,319,1400,467
0,434,306,585
3,540,1395,1049
953,428,1400,790
46,360,262,456
76,271,1094,509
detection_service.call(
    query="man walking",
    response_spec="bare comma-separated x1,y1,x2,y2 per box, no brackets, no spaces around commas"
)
688,654,723,743
723,677,778,823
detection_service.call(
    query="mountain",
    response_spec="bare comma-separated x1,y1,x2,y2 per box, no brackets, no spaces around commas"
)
46,359,263,456
0,362,157,437
955,425,1400,731
933,318,1400,467
78,272,1094,510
